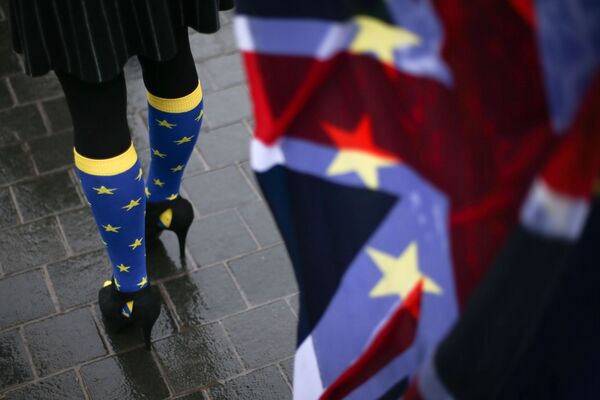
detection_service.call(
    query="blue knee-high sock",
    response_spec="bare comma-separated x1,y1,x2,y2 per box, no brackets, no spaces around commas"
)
145,82,203,203
74,144,148,293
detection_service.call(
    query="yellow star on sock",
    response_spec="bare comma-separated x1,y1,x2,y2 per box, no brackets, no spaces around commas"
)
350,15,421,65
152,148,167,158
174,135,194,145
367,242,442,300
195,109,204,122
156,119,176,129
122,197,142,211
102,224,121,233
145,187,151,198
135,168,143,181
171,165,184,173
117,264,130,273
153,178,165,187
137,276,148,288
93,186,117,195
129,237,143,250
114,277,121,290
166,193,178,201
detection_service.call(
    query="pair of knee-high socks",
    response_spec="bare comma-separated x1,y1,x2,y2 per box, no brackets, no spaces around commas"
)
74,83,204,293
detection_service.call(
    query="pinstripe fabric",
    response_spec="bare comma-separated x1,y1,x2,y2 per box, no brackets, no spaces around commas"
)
9,0,234,83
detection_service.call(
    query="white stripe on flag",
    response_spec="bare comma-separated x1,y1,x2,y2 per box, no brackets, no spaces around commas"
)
250,138,285,172
234,15,350,61
520,178,590,240
294,335,325,400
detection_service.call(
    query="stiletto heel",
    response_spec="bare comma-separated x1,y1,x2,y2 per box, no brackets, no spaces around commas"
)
98,280,161,350
146,196,194,259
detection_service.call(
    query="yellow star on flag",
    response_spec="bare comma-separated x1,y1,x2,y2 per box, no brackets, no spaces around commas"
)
171,165,184,173
195,109,204,122
145,187,151,198
153,178,165,187
117,264,130,273
174,135,194,145
93,186,117,195
328,151,396,190
102,224,121,233
135,168,143,181
166,193,178,201
129,237,143,250
350,15,421,65
122,197,142,211
323,116,399,190
367,242,442,300
137,276,148,288
152,148,167,158
156,119,176,129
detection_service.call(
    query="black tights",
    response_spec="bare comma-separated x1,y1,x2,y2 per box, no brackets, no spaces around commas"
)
57,27,198,159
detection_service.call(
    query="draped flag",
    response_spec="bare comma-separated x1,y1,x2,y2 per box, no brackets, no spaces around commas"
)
233,0,600,398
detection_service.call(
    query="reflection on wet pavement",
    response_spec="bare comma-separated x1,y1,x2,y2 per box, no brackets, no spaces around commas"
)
0,9,297,399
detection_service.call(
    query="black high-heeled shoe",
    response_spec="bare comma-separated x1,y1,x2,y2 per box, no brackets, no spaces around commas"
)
98,280,161,350
145,196,194,260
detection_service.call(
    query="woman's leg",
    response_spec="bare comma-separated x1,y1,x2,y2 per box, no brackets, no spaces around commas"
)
57,72,148,293
138,27,203,203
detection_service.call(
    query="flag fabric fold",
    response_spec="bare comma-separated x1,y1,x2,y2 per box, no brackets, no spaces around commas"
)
234,0,600,398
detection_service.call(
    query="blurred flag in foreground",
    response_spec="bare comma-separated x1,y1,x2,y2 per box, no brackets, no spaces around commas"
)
233,0,600,398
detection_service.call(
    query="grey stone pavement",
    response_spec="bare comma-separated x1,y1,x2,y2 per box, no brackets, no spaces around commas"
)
0,7,299,399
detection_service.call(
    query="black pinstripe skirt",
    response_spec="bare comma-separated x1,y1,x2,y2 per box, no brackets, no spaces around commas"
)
9,0,234,83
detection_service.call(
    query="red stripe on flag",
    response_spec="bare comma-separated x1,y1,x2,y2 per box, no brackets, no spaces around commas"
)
320,282,424,400
541,73,600,199
510,0,536,27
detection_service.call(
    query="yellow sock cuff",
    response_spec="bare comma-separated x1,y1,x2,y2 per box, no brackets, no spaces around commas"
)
74,143,138,176
146,81,203,113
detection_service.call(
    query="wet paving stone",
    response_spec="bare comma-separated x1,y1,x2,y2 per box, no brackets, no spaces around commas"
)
81,348,169,400
196,122,249,169
0,144,35,185
204,54,245,89
0,217,66,274
229,246,297,306
153,323,243,393
280,357,294,384
164,264,246,325
9,73,62,104
240,161,260,193
12,171,81,222
208,365,291,400
147,232,192,280
47,250,110,309
95,301,177,353
58,207,103,254
4,370,85,400
0,330,34,390
223,301,297,369
0,187,18,229
238,201,282,247
24,308,107,376
0,105,46,146
42,97,72,133
186,210,257,266
183,166,256,216
203,85,251,129
0,79,14,110
287,293,300,317
0,269,55,328
28,131,73,173
174,390,206,399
